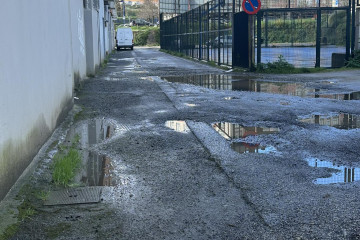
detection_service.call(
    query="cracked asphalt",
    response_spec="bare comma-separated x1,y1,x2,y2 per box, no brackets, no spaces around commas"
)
2,47,360,239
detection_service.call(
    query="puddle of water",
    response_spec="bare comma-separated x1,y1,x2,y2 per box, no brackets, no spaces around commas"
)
80,152,116,186
103,77,122,81
111,58,135,61
231,142,277,154
185,103,197,107
66,119,116,147
123,70,148,74
298,113,360,129
212,122,280,140
161,75,360,100
224,96,240,100
165,121,190,133
305,157,360,184
64,119,119,186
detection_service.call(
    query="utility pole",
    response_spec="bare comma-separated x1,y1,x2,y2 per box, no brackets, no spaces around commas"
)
123,0,126,24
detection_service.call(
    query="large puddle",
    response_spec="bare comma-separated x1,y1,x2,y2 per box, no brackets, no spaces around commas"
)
165,120,191,133
231,142,277,154
79,152,115,186
212,122,280,140
161,74,360,100
66,118,117,146
213,122,280,154
298,113,360,129
65,119,119,186
306,158,360,184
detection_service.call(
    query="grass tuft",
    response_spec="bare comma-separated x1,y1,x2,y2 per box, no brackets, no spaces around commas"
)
346,50,360,68
256,55,327,74
52,148,82,187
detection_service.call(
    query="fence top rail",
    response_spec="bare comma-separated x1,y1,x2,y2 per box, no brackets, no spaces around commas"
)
259,6,351,13
161,0,352,23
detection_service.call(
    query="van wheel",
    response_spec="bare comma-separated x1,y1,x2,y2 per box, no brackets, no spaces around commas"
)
131,46,134,50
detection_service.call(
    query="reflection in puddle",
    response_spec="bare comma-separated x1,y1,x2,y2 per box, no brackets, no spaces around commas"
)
80,152,115,186
122,70,148,74
231,142,277,154
161,75,360,100
185,103,197,107
213,122,280,140
66,119,116,146
298,113,360,129
65,119,118,186
224,97,239,100
103,77,122,81
165,121,190,133
305,158,360,184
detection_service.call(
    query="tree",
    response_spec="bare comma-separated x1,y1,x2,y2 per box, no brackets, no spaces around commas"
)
138,0,159,23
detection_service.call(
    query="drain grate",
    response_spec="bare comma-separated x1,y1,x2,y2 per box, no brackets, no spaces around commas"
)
44,187,102,206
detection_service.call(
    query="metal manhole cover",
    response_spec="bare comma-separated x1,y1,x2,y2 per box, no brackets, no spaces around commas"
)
44,187,102,206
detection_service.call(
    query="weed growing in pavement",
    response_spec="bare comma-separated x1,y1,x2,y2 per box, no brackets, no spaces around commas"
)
52,148,82,186
256,55,327,74
52,135,82,187
0,186,39,240
35,190,50,201
73,106,85,122
346,50,360,68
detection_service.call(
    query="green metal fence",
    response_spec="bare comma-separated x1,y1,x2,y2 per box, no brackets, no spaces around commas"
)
160,0,355,68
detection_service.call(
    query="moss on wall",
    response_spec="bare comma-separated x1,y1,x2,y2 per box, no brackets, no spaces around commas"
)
0,115,51,201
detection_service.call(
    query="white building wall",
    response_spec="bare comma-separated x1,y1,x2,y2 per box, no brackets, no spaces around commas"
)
84,0,104,76
0,0,116,201
0,0,76,200
104,5,110,54
70,1,88,84
99,1,106,61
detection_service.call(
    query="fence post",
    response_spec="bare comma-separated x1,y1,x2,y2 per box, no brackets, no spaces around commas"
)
315,8,321,68
160,13,163,49
192,12,195,58
207,2,210,61
352,0,356,53
356,6,359,50
199,7,202,60
265,12,268,47
186,12,189,56
257,12,262,65
218,0,221,65
346,6,351,61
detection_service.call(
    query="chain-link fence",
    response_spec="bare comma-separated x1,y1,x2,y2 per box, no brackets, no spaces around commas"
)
255,7,350,68
160,0,355,68
161,0,240,66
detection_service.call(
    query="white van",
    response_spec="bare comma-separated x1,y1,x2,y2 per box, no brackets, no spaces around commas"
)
116,28,134,50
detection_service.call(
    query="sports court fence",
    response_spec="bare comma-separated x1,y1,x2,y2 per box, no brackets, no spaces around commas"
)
160,0,357,68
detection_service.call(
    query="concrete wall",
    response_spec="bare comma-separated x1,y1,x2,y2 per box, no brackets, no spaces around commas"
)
84,0,102,76
0,0,116,201
70,1,88,86
99,1,106,62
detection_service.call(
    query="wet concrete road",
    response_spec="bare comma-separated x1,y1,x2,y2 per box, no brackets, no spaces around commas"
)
5,47,360,239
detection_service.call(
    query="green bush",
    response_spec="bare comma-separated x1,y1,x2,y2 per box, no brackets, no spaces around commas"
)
263,18,316,44
346,50,360,68
134,30,150,46
261,12,347,45
257,55,296,73
133,28,160,46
